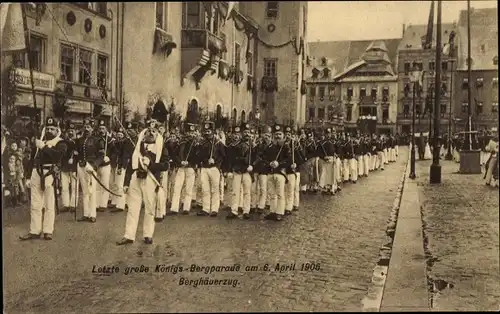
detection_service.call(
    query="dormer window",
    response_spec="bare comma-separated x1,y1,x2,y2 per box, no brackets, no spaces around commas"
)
321,57,328,66
266,2,279,18
311,68,320,79
462,78,469,90
323,68,330,78
476,77,484,88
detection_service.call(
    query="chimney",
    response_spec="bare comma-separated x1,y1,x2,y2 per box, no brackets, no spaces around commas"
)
402,23,406,37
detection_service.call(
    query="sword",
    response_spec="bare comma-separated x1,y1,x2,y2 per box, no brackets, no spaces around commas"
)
89,170,122,197
54,174,60,215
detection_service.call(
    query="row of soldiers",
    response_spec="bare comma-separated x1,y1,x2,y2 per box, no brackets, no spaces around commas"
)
18,111,399,245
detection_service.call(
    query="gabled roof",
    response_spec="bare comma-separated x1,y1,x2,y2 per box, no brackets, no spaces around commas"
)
398,23,457,51
456,8,498,71
366,40,389,53
307,41,351,76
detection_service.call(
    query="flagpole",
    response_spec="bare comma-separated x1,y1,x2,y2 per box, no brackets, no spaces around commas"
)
466,0,472,149
20,3,39,121
429,0,442,184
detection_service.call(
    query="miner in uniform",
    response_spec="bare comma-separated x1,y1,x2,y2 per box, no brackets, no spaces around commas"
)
165,131,179,209
20,117,67,241
222,128,241,211
318,127,336,194
60,121,79,213
113,121,137,213
376,134,385,170
263,125,290,221
116,114,168,246
347,134,358,183
168,122,198,215
95,120,114,212
301,129,319,193
284,127,304,213
109,126,127,212
254,125,273,214
75,119,105,222
197,121,226,217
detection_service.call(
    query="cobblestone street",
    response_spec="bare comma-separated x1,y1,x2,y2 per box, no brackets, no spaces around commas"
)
417,160,500,311
3,150,408,313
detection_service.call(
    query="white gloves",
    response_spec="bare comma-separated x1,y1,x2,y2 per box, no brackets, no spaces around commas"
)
73,151,79,156
35,139,45,149
208,158,215,165
141,157,150,167
68,158,73,165
270,161,279,169
123,186,129,194
117,168,122,175
247,165,253,172
226,173,233,178
181,161,188,167
103,156,110,163
25,179,31,189
85,164,94,173
326,157,334,163
291,163,297,170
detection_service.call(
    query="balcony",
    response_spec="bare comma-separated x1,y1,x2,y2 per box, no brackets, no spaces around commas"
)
359,96,376,106
181,29,225,55
261,76,278,92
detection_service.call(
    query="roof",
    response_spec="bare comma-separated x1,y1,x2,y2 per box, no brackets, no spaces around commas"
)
456,8,498,71
306,38,401,81
398,23,457,51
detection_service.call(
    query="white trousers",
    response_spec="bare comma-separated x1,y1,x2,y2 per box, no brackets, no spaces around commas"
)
157,171,169,216
29,169,55,234
257,174,268,209
395,145,399,156
389,148,397,162
168,168,177,203
231,173,252,214
285,173,296,211
383,148,389,164
219,174,225,204
123,173,156,240
319,159,334,187
110,167,126,209
350,158,358,182
61,171,79,208
77,164,97,218
342,159,350,181
357,155,365,177
377,151,385,170
96,164,111,208
251,174,258,208
171,167,196,212
268,173,286,215
335,158,342,184
200,167,221,213
363,154,370,175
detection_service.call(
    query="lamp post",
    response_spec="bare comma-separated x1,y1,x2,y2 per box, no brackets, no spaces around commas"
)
409,63,421,179
445,58,455,160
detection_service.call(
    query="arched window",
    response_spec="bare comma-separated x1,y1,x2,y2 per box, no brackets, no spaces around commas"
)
187,97,199,121
241,110,246,123
232,108,237,125
216,104,222,120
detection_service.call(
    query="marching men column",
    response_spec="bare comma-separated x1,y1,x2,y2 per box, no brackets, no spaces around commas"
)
20,117,67,241
60,121,79,213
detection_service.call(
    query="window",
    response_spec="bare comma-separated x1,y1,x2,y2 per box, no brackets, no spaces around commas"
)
185,2,200,28
319,86,325,98
264,58,277,77
96,3,107,15
492,103,498,112
441,83,448,96
309,87,316,97
347,87,353,97
318,108,325,119
308,107,315,120
346,106,352,121
476,102,483,114
371,87,377,98
382,109,389,121
266,2,279,18
79,49,92,85
13,34,46,72
247,51,253,76
441,61,448,71
382,87,389,97
404,62,410,75
462,78,469,89
415,62,423,71
156,2,165,29
219,32,227,60
234,42,241,71
440,104,447,117
403,105,410,116
416,104,421,115
461,102,468,113
212,6,219,34
60,44,75,81
328,86,335,96
404,83,410,97
97,55,108,88
360,87,366,98
428,61,435,71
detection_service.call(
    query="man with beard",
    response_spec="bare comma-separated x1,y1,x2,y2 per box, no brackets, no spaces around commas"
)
60,121,79,213
108,126,126,212
112,121,137,213
20,117,67,241
318,128,336,195
116,116,168,245
197,121,226,217
254,126,273,215
75,119,105,223
168,122,198,215
262,125,291,221
227,124,255,220
95,120,114,212
284,127,305,214
164,131,178,210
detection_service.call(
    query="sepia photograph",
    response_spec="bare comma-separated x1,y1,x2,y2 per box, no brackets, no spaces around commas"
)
1,1,498,312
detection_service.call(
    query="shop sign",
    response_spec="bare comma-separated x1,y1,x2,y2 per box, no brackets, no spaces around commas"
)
14,68,55,92
66,100,92,113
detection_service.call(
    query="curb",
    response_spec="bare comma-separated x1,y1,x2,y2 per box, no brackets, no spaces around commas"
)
361,150,409,312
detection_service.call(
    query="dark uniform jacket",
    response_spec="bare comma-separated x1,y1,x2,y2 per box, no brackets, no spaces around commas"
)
255,139,273,174
74,135,105,170
197,137,226,169
285,139,306,174
317,138,335,159
123,138,170,187
230,139,257,174
60,136,78,173
344,140,354,159
165,138,178,168
27,138,68,191
176,138,198,168
256,140,291,175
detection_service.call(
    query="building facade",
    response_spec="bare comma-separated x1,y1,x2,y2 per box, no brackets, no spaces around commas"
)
119,1,307,127
305,38,400,134
453,7,498,132
2,3,119,127
396,23,457,135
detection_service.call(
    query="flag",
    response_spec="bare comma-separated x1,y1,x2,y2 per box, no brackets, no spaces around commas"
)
422,1,435,50
442,30,456,57
1,3,26,55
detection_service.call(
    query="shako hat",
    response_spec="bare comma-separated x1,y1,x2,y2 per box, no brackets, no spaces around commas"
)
203,121,215,132
273,124,283,133
184,121,197,132
45,117,59,128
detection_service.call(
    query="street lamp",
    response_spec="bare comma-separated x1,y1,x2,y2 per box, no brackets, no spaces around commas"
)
409,62,422,179
445,58,455,160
